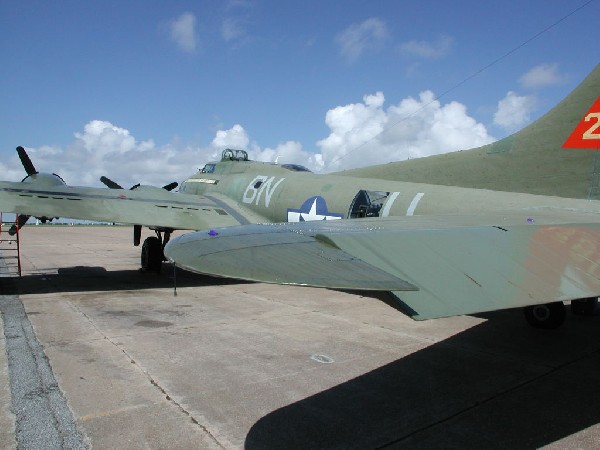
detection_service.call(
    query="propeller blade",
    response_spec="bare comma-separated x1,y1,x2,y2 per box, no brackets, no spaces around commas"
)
9,214,30,236
100,176,123,189
17,214,29,228
162,182,178,191
17,146,38,176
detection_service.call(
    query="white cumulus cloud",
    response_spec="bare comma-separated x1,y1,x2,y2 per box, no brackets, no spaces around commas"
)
335,18,389,63
211,124,250,150
5,90,498,189
318,91,494,171
251,141,324,172
169,12,198,52
493,91,536,131
5,121,208,188
519,63,563,89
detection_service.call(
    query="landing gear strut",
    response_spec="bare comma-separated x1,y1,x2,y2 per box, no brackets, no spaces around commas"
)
523,302,566,329
140,229,172,273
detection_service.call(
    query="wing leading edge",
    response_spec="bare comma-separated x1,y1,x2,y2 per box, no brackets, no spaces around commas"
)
165,213,600,320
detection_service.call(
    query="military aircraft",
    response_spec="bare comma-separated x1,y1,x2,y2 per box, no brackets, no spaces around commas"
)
1,64,599,329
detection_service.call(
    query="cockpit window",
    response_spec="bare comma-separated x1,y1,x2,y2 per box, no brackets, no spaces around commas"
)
281,164,312,172
201,164,216,173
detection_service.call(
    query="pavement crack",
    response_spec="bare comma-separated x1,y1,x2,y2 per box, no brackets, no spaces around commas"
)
146,375,225,447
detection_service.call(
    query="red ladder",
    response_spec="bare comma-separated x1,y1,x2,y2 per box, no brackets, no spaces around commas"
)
0,213,22,277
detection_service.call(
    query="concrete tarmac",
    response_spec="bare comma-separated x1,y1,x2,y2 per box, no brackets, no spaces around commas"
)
1,226,600,449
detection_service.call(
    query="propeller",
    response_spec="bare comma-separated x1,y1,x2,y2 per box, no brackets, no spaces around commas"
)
9,146,65,235
100,176,178,192
162,181,178,191
8,214,30,236
10,146,37,235
99,176,178,246
99,176,123,190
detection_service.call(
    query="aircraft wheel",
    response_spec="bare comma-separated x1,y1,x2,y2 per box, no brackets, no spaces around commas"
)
523,302,566,329
571,297,598,316
141,236,163,272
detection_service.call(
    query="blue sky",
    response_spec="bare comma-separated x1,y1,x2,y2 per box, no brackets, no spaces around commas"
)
0,0,598,187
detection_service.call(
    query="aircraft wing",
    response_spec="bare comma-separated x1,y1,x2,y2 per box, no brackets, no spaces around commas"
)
0,180,247,230
165,211,600,320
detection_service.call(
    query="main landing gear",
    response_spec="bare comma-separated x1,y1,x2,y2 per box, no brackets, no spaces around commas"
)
140,229,172,273
523,302,566,329
523,298,598,329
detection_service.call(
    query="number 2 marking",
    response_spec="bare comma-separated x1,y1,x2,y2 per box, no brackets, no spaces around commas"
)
583,113,600,140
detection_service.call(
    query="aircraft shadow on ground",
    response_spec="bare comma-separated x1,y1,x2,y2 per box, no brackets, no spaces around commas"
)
0,263,246,296
245,309,600,449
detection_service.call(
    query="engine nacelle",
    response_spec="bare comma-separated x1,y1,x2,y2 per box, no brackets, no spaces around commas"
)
22,172,67,188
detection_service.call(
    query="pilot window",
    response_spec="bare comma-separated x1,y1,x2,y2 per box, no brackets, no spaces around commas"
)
201,164,216,173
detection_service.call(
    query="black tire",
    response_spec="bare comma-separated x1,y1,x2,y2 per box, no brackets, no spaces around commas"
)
523,302,566,329
141,236,163,272
571,297,598,316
